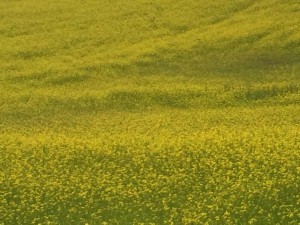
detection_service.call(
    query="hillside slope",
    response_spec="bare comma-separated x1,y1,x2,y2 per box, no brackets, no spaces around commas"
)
1,0,300,77
1,0,300,121
1,1,300,224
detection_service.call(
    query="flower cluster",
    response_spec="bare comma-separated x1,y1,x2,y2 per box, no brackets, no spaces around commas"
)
1,105,299,224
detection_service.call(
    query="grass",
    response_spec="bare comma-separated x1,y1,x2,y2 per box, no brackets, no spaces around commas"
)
0,0,300,224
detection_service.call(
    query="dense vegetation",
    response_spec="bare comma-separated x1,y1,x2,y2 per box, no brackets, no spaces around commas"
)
1,0,299,224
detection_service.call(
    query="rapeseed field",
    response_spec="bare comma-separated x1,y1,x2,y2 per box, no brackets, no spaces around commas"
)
1,0,299,224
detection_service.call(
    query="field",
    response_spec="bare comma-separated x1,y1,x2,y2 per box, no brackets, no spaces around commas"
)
1,0,300,224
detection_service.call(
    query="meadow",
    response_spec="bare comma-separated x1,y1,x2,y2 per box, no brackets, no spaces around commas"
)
1,0,300,224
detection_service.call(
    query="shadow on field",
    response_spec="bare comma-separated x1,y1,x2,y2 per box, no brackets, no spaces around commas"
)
234,83,299,101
